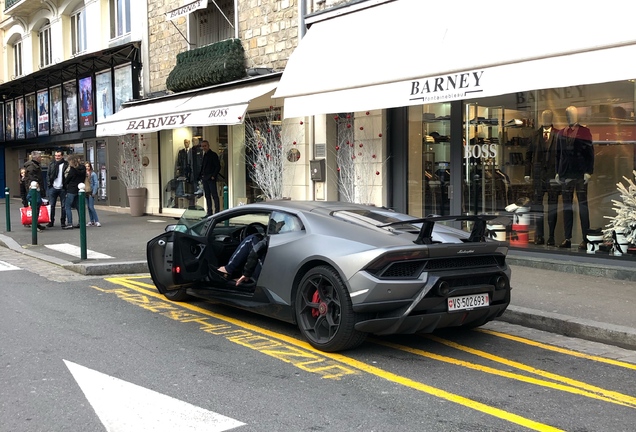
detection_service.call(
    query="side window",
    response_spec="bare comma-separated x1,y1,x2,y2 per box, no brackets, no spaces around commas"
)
110,0,131,39
269,211,303,235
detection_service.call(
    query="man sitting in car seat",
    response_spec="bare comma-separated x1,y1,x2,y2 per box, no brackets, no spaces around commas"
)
217,213,301,286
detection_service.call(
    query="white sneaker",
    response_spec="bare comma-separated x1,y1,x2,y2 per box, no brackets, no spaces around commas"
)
95,222,101,227
87,222,94,226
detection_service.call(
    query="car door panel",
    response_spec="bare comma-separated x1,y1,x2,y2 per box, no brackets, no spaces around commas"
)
147,231,181,292
172,231,209,283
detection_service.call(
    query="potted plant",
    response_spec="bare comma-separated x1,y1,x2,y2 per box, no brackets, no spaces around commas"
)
117,134,147,216
603,170,636,256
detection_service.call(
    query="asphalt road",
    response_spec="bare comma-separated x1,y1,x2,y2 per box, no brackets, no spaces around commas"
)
2,247,636,432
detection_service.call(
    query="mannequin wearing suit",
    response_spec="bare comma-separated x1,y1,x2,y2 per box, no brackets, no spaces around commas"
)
524,110,559,245
555,106,594,249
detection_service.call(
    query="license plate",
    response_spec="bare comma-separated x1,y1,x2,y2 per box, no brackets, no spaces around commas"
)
448,293,489,311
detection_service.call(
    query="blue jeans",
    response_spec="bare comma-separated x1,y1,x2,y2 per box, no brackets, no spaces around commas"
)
224,234,263,280
65,192,77,226
86,194,99,223
48,187,66,225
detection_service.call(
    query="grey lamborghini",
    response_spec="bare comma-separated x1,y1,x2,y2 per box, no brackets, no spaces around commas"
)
147,200,511,352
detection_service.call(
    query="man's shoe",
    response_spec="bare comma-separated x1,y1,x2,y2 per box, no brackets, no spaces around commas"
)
37,224,46,231
578,241,587,250
546,237,555,246
558,239,571,248
46,222,54,228
73,224,80,228
63,225,74,230
533,236,545,245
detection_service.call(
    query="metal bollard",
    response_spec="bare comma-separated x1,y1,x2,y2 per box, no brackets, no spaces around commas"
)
30,181,39,245
5,187,10,232
78,183,87,260
223,185,228,210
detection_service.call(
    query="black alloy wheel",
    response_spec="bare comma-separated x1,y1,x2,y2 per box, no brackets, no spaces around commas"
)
295,265,367,352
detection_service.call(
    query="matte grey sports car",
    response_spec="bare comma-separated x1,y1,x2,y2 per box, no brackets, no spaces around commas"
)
147,200,511,352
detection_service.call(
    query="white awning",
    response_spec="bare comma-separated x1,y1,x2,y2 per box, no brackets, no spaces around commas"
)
165,0,208,21
96,80,278,137
275,0,636,118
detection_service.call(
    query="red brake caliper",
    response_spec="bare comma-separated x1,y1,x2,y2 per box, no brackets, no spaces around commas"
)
311,290,322,318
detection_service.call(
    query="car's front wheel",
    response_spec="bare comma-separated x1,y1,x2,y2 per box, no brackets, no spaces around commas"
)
163,288,191,302
295,266,367,352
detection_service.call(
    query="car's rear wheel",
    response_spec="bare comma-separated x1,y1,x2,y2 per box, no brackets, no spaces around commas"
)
295,266,367,352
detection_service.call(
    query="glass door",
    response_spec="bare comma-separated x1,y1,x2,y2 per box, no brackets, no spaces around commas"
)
463,103,503,215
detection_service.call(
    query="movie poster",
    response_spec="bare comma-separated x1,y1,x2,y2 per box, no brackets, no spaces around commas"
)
114,64,132,113
0,104,4,142
50,86,63,135
79,76,94,129
37,89,50,136
5,100,14,141
95,70,113,122
63,80,78,133
25,93,37,138
15,97,25,139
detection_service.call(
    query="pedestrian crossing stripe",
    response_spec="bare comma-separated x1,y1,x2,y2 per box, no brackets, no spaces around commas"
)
45,243,114,259
0,260,20,271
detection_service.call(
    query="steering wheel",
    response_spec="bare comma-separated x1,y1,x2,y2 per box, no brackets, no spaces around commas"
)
239,222,267,242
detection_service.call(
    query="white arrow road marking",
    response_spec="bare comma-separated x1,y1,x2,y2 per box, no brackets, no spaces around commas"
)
0,260,20,271
64,360,245,432
45,243,114,259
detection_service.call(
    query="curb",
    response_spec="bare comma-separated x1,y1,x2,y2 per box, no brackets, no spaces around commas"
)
498,306,636,351
507,254,636,282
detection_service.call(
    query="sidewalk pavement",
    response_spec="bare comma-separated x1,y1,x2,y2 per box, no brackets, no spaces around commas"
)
0,199,635,351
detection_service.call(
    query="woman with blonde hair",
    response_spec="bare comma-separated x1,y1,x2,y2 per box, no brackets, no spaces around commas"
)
84,162,101,226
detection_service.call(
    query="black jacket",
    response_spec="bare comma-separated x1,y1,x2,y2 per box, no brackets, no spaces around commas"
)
48,159,69,189
524,126,558,182
200,149,221,181
23,159,43,192
63,164,86,194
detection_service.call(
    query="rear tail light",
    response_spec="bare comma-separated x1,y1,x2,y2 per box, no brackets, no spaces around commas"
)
436,281,450,296
492,275,509,290
173,266,181,274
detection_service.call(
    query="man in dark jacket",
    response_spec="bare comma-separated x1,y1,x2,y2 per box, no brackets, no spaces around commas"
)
47,150,69,227
199,140,221,216
62,155,86,229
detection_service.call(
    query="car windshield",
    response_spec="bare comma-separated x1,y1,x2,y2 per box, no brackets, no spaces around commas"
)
332,209,421,232
174,206,209,235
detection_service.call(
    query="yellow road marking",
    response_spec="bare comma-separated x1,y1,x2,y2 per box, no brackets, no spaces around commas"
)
478,329,636,370
99,277,563,432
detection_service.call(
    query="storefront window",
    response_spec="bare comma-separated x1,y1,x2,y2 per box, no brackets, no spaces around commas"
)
408,102,452,217
409,80,636,250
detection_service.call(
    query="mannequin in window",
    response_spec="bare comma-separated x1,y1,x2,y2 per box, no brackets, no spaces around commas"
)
524,110,560,246
175,139,193,197
555,106,594,249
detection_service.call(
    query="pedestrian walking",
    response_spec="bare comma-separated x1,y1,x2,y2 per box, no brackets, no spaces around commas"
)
84,162,101,227
23,150,46,231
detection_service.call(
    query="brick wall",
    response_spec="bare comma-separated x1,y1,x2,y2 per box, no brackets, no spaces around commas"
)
146,0,299,92
147,1,189,94
238,0,298,71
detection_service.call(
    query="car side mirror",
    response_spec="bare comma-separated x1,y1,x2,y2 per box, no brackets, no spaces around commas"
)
165,224,177,232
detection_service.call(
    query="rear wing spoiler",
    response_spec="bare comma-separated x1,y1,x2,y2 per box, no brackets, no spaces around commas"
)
380,215,498,245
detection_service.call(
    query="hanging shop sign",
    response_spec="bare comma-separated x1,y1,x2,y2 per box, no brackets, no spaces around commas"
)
166,0,208,21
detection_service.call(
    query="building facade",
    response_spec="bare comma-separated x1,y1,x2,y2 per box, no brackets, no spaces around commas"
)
0,0,148,209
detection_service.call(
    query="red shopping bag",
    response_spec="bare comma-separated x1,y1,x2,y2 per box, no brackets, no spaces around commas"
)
20,205,51,225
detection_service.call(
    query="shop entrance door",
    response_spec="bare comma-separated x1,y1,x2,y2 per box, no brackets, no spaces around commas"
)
85,139,110,205
463,103,505,215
